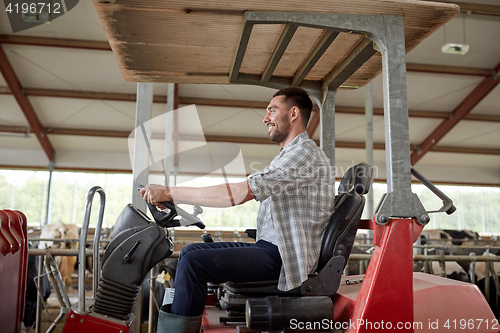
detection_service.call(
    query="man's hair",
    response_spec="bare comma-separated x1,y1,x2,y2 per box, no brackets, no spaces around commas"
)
273,87,313,128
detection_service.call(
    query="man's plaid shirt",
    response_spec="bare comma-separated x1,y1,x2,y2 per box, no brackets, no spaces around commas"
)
248,132,335,291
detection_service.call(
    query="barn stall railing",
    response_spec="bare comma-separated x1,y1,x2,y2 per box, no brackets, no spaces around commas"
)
346,249,500,310
29,246,500,332
27,228,500,332
27,248,105,333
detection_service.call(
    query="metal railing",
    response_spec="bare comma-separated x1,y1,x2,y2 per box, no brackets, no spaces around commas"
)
345,244,500,307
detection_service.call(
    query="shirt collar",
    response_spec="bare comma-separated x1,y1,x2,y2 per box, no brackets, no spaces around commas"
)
279,131,309,154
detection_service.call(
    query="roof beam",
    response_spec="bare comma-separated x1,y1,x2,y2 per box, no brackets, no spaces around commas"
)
2,87,499,122
261,24,297,84
0,35,111,51
322,38,376,91
431,146,500,156
2,125,499,156
45,127,130,138
0,86,168,102
334,105,500,122
29,87,168,103
455,2,500,16
0,125,29,134
0,162,496,186
292,30,339,86
428,1,500,16
229,21,253,83
0,46,55,161
406,63,493,77
411,61,500,165
180,96,269,109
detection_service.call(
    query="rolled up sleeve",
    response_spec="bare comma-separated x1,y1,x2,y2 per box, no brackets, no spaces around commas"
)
247,147,317,203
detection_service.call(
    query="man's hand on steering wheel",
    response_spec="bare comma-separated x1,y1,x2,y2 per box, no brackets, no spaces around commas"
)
140,184,173,210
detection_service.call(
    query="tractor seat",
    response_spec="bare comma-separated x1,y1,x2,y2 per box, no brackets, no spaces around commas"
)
218,163,373,312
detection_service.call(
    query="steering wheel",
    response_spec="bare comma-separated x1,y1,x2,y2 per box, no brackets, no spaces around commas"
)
137,185,205,229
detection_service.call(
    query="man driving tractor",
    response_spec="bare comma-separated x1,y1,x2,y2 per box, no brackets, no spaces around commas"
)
141,87,335,333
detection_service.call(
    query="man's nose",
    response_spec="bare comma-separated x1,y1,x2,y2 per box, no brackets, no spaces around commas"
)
263,114,270,123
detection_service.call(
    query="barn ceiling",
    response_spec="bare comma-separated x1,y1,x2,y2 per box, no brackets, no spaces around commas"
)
0,0,499,186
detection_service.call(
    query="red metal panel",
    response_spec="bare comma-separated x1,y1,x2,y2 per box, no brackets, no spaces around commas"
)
62,310,135,333
0,210,17,253
334,272,498,333
349,218,415,332
201,307,241,333
333,216,497,332
0,210,28,333
413,273,497,332
4,210,29,327
0,211,12,255
14,210,28,324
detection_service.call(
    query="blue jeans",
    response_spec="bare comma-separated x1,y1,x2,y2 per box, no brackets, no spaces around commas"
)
170,240,282,316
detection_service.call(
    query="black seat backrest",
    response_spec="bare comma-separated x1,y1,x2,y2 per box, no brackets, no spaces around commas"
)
317,163,372,271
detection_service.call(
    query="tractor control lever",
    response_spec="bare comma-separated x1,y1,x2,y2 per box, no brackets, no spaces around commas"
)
123,240,141,264
411,167,456,215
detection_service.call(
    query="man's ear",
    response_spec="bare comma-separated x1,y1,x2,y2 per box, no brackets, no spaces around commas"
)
290,106,300,123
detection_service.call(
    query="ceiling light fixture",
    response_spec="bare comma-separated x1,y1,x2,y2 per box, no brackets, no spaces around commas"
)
441,12,469,55
441,43,469,55
21,11,50,23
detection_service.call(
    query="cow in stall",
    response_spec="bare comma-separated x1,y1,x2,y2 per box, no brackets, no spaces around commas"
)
39,221,80,291
421,229,500,317
420,229,455,247
420,229,474,282
453,244,500,318
429,261,470,282
442,229,479,245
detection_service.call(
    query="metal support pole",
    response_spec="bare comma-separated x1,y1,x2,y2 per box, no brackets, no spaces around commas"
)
133,82,153,332
485,247,491,303
77,186,106,314
469,252,476,284
35,255,44,333
320,89,335,189
380,16,412,217
365,82,374,216
173,107,179,185
164,83,175,186
132,82,153,211
423,245,429,273
365,82,374,243
44,156,55,225
371,16,428,226
173,83,179,185
148,265,157,333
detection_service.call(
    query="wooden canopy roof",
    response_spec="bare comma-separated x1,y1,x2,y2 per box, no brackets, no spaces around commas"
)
93,0,459,89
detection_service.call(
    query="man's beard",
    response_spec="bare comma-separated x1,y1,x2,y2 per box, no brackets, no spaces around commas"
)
269,114,290,143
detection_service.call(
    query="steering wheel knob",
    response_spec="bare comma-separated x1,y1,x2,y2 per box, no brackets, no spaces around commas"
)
193,206,203,216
